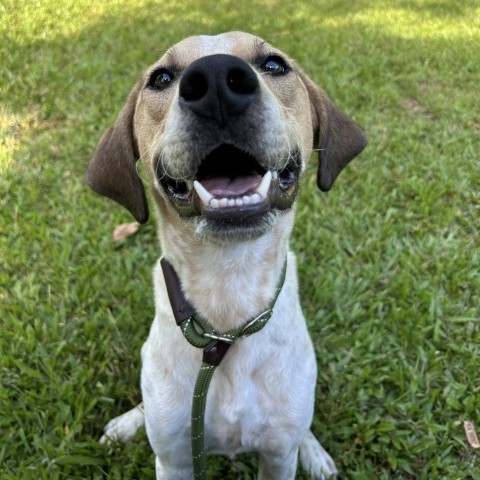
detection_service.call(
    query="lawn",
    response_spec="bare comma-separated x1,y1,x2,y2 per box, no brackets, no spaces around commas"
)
1,0,479,478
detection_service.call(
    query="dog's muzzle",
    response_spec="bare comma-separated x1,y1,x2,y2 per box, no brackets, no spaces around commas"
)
157,54,301,222
159,144,300,220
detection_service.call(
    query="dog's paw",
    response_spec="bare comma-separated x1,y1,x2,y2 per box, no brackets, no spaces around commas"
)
299,430,338,479
99,403,145,444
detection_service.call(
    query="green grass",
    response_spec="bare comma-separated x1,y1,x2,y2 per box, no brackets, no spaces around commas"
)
1,0,479,478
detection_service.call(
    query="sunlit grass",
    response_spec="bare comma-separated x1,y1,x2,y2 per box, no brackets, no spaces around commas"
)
0,110,23,174
323,4,480,40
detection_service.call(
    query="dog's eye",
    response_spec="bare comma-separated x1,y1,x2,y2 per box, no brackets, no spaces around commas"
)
150,69,175,89
261,56,288,75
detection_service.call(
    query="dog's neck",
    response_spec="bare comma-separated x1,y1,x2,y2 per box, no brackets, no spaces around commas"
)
158,213,294,331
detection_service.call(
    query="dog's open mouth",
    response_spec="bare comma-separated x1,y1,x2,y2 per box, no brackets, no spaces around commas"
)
159,144,300,220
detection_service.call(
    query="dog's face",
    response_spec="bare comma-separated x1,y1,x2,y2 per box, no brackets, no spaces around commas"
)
87,32,367,239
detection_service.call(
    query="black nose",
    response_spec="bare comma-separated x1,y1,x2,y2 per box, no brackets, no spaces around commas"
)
179,54,259,125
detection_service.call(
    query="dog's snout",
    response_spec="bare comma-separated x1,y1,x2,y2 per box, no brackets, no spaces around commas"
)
179,54,259,124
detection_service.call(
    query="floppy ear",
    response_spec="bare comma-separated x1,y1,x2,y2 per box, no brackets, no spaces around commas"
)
300,72,367,191
86,80,149,223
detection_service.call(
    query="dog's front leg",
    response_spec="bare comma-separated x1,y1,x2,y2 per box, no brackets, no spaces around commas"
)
155,456,193,480
99,403,145,444
299,430,338,479
258,448,299,480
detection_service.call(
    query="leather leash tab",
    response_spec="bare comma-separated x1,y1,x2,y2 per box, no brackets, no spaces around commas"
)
202,340,232,367
161,258,197,325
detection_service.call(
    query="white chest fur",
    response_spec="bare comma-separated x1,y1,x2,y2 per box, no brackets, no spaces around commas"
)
141,250,317,461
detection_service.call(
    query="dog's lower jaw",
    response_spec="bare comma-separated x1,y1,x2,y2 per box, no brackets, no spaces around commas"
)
193,209,280,241
154,183,293,242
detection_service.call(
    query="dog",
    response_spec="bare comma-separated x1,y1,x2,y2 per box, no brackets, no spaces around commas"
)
87,31,367,479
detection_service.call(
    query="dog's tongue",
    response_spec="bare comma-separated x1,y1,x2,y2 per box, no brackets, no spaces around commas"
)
201,174,262,197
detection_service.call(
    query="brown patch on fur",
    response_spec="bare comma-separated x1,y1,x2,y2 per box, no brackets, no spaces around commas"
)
86,79,149,223
299,71,368,191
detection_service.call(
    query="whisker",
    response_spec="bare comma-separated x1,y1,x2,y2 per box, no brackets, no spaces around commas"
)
135,134,165,188
133,119,177,188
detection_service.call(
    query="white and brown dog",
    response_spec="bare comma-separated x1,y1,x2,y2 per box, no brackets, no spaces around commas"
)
87,32,367,479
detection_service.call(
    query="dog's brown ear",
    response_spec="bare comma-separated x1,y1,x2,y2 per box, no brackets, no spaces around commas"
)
86,80,149,223
300,72,367,191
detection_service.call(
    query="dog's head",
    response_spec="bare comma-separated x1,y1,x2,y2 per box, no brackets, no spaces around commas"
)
87,32,367,238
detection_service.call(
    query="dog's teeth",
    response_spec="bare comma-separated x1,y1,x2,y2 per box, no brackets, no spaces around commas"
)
272,171,278,180
207,192,267,209
256,171,272,198
193,181,213,205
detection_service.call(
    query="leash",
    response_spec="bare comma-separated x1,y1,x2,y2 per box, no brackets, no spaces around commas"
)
160,258,287,480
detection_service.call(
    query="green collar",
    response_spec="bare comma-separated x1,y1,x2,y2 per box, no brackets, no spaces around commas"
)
160,257,287,366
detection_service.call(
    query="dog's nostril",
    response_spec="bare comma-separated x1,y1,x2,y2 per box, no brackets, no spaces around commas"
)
227,68,257,95
180,72,208,102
